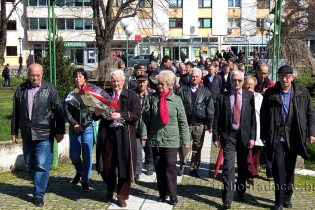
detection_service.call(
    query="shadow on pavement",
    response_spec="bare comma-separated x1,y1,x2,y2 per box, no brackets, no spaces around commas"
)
0,182,33,204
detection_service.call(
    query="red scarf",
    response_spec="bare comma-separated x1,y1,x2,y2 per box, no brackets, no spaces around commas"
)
159,90,172,125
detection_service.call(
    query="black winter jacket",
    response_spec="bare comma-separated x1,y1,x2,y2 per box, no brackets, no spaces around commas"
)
64,83,94,128
176,84,214,129
260,81,315,159
11,80,65,140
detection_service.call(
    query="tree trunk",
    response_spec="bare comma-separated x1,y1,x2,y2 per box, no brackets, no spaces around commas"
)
0,0,8,67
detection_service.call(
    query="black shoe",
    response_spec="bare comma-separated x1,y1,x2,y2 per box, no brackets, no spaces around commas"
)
72,173,81,185
190,170,200,178
146,169,153,176
106,191,114,201
81,181,90,192
237,192,245,202
158,196,166,202
33,198,44,207
283,202,292,208
170,197,178,205
271,205,283,210
223,201,231,209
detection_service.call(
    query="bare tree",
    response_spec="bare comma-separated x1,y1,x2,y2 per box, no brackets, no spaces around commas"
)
91,0,169,63
0,0,22,67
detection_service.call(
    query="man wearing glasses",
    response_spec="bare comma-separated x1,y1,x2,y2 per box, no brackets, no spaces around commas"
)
213,70,256,209
260,65,315,210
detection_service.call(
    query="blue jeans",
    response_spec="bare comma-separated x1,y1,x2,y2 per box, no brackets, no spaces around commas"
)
22,139,52,199
69,125,94,182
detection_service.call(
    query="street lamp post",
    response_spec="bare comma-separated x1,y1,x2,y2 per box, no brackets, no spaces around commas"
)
18,37,22,77
120,19,135,67
245,31,250,72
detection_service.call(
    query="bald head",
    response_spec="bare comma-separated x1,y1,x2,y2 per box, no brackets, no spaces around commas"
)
29,63,43,87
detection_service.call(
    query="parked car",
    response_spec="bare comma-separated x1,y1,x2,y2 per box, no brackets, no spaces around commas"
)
128,55,150,67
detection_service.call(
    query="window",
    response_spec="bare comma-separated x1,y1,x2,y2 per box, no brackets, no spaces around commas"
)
28,0,37,6
75,19,84,30
66,19,75,29
57,19,66,30
7,20,17,30
199,18,212,28
38,0,46,6
228,18,241,28
84,19,93,30
256,18,265,28
39,18,47,29
169,18,182,28
170,0,182,8
6,46,17,56
198,0,211,8
228,0,241,7
257,0,270,9
139,0,152,8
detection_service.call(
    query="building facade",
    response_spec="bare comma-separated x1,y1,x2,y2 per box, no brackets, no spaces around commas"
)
4,0,271,70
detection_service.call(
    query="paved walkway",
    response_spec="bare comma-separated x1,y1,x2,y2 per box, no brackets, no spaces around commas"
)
0,132,314,209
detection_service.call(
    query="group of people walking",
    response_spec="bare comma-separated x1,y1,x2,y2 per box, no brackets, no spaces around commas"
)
10,55,315,210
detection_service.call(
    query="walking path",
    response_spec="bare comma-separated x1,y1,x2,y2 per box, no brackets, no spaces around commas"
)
0,132,314,209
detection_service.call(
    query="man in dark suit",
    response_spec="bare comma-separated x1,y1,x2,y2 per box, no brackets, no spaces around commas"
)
260,65,315,210
94,69,141,208
218,64,231,93
203,63,222,103
213,70,256,209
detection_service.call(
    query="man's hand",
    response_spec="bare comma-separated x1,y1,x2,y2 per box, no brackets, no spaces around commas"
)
248,139,255,149
183,144,190,149
213,141,221,148
111,112,121,120
12,135,18,144
55,134,64,143
94,108,103,117
309,136,315,144
141,139,146,146
74,124,83,134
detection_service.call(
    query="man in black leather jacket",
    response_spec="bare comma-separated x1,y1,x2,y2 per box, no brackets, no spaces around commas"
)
176,68,214,177
11,63,65,207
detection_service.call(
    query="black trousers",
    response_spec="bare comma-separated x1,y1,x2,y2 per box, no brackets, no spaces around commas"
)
152,147,177,198
272,140,297,206
144,140,154,170
222,131,248,202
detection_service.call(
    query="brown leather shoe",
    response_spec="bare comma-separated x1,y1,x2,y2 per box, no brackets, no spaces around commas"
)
118,199,127,207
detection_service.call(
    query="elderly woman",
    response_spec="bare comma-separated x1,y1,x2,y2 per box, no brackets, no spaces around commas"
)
141,70,190,205
244,76,264,184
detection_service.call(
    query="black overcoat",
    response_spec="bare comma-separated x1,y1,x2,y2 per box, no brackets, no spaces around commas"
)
95,88,141,179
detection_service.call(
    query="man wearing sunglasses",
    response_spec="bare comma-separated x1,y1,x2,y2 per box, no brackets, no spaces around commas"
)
260,65,315,210
213,70,256,209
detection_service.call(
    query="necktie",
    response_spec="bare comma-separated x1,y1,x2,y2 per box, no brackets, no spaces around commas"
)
113,91,119,105
233,92,241,124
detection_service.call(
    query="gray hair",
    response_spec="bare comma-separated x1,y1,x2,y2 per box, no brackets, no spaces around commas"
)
256,62,269,72
158,70,176,89
244,75,257,86
230,70,245,82
110,69,126,81
191,67,203,76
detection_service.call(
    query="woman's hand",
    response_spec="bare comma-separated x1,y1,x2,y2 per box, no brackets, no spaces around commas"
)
183,144,190,149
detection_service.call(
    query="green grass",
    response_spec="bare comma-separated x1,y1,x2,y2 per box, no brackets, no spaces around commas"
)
0,88,15,142
305,143,315,170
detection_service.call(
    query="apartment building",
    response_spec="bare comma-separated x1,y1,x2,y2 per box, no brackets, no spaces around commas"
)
2,0,25,69
4,0,271,69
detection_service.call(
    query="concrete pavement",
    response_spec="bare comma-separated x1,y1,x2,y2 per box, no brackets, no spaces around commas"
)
0,131,315,209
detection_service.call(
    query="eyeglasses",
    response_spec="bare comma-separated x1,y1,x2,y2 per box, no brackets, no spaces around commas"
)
232,79,243,83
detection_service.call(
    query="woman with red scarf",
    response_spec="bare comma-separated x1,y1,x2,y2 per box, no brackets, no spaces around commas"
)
141,70,190,205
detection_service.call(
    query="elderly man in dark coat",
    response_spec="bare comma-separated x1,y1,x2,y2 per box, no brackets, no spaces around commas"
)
260,65,315,210
94,69,141,208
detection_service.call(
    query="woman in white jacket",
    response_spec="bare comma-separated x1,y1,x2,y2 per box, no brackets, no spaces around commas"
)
244,76,264,184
